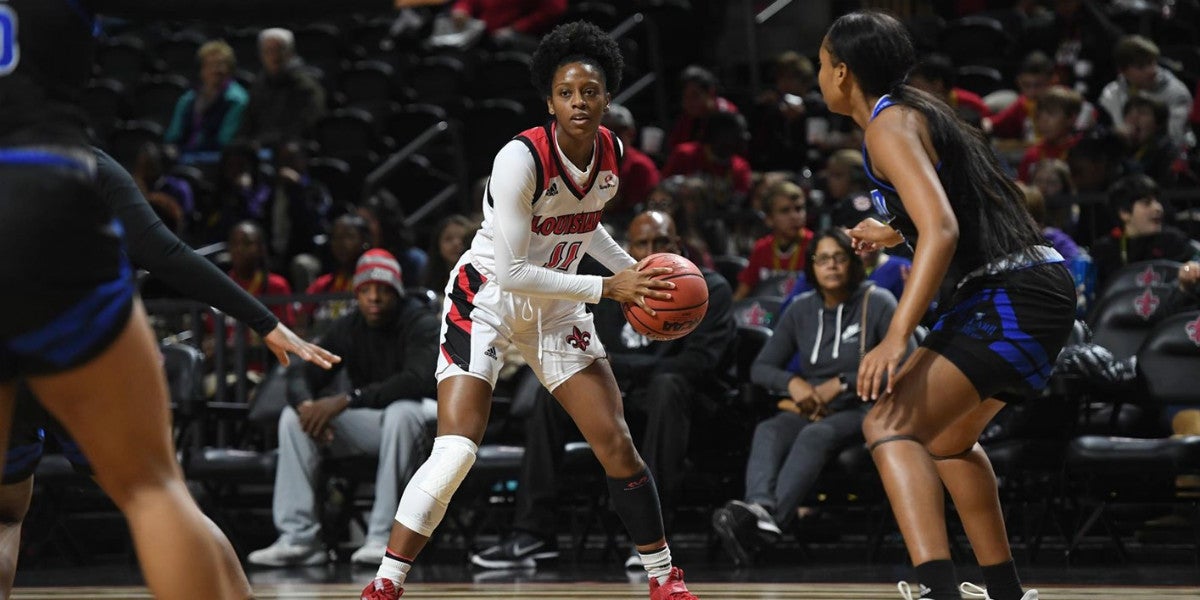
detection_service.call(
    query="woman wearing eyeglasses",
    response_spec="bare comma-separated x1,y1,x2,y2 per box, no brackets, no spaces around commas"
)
711,228,912,565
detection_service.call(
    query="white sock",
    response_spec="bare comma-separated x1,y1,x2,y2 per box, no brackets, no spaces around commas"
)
640,544,672,585
376,550,412,588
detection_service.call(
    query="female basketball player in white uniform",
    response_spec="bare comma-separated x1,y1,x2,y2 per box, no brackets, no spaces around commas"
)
361,22,701,600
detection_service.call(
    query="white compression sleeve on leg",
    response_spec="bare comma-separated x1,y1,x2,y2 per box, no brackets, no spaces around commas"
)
394,435,478,537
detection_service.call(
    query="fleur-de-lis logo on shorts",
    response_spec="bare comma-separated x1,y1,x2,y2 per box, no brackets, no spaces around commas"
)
565,326,591,351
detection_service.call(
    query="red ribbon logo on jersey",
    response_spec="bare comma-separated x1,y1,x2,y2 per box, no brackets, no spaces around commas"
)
565,326,592,351
1134,288,1160,319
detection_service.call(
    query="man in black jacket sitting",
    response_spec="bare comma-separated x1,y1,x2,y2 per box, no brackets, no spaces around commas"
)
249,249,439,568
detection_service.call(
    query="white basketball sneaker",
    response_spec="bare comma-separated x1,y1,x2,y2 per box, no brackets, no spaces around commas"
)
897,581,932,599
960,581,1039,600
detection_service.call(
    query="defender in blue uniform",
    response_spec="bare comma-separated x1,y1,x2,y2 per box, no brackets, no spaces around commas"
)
819,11,1074,600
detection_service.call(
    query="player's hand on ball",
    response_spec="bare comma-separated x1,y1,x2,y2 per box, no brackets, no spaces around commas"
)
603,261,674,316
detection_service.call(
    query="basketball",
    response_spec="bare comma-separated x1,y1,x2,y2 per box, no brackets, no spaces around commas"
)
622,253,709,341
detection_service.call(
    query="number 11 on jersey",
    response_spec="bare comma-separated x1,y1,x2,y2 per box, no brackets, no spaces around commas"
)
544,241,582,271
0,4,18,76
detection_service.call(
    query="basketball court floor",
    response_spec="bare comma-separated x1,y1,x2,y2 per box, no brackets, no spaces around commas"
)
11,581,1200,599
11,559,1199,599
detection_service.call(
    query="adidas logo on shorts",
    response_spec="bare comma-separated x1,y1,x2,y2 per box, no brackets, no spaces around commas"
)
484,346,498,359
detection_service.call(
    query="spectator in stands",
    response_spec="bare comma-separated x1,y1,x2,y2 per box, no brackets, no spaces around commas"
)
1090,174,1198,290
1065,130,1124,246
1017,182,1080,263
356,198,427,289
781,242,911,314
248,249,440,568
713,228,908,565
731,171,791,256
201,141,271,244
1118,92,1181,186
1028,157,1078,234
1098,35,1194,149
602,104,661,222
986,50,1056,141
823,148,875,229
907,53,991,126
164,40,248,158
1018,0,1122,96
749,51,820,171
734,180,814,301
268,140,332,276
301,214,373,327
450,0,566,50
238,28,326,151
468,210,735,570
226,220,295,327
666,65,740,151
1017,85,1083,181
423,214,475,298
1164,260,1200,315
130,142,194,234
662,111,752,201
669,176,726,269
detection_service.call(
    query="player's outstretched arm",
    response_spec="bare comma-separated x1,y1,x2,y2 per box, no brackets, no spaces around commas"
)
95,147,341,369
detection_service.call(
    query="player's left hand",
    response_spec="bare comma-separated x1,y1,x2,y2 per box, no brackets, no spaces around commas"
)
263,324,342,369
857,334,909,402
849,218,904,255
604,260,674,316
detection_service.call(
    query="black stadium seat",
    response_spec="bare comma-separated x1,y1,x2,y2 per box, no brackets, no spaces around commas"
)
1097,259,1182,299
154,30,206,77
133,74,191,129
79,78,129,141
1087,283,1176,360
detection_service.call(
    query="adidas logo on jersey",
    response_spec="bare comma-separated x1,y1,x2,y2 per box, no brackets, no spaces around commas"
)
484,346,498,359
546,182,559,196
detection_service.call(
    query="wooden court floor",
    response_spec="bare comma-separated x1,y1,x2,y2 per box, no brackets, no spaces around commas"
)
12,583,1200,599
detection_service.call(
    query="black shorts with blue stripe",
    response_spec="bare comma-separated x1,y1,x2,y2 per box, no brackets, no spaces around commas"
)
0,149,134,381
922,262,1076,404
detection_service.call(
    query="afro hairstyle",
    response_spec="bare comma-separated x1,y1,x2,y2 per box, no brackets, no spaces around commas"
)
530,21,624,98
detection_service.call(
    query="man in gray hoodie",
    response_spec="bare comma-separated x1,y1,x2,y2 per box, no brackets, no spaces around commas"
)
1097,35,1194,149
713,228,914,565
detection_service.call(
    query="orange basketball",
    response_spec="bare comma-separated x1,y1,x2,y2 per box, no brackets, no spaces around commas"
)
622,253,709,341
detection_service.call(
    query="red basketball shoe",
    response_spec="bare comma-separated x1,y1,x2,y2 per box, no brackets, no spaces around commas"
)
649,567,700,600
361,577,403,600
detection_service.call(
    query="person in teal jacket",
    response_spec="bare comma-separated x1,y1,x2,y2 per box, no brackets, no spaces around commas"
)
164,40,249,156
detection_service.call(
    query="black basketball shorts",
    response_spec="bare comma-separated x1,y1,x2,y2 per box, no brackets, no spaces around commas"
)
0,150,133,382
922,262,1076,403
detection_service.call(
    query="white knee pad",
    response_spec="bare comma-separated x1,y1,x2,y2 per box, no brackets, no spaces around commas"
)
395,435,477,536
